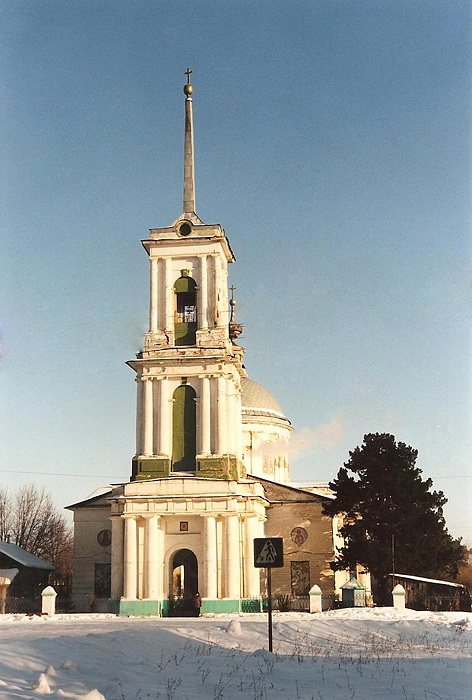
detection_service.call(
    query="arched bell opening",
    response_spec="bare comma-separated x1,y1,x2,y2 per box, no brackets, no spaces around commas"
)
174,273,197,346
170,548,199,599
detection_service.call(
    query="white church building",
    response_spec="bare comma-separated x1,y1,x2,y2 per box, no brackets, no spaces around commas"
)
68,74,370,615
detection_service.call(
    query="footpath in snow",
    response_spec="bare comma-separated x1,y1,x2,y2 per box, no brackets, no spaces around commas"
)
0,607,470,700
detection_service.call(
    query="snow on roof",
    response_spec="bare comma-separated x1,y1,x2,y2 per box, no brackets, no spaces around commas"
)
290,482,335,499
66,487,114,509
392,573,466,589
0,541,54,570
84,486,114,500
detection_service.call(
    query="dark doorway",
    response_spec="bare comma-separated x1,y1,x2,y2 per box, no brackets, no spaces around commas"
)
171,548,198,599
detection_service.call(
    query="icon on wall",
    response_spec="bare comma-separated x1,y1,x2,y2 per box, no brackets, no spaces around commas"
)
291,527,308,547
97,530,112,547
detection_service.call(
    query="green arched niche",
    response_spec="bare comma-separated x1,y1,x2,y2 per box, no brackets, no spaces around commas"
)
172,384,197,471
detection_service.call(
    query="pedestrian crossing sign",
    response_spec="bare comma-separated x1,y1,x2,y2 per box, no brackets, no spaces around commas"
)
253,538,284,568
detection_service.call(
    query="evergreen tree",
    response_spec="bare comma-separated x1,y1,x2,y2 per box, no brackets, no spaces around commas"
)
323,433,466,604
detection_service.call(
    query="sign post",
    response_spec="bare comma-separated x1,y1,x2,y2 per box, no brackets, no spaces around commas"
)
254,537,284,652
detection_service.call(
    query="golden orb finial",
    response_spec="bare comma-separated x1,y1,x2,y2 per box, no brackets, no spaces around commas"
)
184,68,193,96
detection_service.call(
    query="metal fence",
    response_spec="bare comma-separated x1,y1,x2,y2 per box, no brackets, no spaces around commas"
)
406,593,471,612
4,596,74,615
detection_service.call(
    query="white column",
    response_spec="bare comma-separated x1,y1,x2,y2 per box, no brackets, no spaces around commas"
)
257,516,266,539
135,377,144,455
243,515,260,598
143,378,153,456
152,380,159,455
203,515,218,599
110,516,124,599
216,376,227,455
214,257,223,327
144,515,160,599
199,376,211,455
207,255,216,327
225,515,240,599
234,384,243,461
165,258,174,333
199,255,208,329
220,263,228,327
215,257,228,327
150,257,158,333
225,378,233,455
158,379,171,456
123,516,138,600
157,518,164,598
157,258,165,330
213,256,228,328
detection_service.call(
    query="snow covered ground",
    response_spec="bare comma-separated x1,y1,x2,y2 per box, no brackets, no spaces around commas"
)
0,608,470,700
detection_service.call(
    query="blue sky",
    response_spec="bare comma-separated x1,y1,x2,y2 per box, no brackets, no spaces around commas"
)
1,1,471,544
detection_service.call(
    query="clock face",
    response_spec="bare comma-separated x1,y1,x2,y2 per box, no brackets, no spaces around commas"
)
97,530,112,547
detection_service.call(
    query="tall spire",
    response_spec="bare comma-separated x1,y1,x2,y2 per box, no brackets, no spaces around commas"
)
183,68,196,215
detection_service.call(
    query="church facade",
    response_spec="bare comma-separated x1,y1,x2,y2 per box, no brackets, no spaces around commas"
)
69,75,369,615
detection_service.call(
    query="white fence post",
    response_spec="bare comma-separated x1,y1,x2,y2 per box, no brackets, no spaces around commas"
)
41,586,57,616
392,584,406,610
0,568,19,614
309,584,323,613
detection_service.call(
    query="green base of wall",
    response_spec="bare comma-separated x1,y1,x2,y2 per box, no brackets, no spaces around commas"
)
117,599,164,616
196,456,245,481
107,599,120,614
201,599,262,614
132,457,171,480
131,455,246,481
110,598,262,617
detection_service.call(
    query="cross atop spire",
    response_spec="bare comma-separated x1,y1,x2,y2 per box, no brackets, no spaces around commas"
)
184,68,193,83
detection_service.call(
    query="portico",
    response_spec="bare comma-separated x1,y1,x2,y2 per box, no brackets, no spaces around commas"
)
108,477,266,615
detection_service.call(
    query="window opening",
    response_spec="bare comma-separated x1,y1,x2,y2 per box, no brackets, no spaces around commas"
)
94,563,111,598
174,275,197,345
291,561,310,596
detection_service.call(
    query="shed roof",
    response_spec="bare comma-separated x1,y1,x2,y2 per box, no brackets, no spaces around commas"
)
391,573,466,589
0,541,54,570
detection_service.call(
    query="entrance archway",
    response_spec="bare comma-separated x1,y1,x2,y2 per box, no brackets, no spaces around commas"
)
171,549,198,599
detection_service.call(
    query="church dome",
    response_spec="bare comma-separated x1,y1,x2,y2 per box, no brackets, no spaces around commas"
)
241,378,283,414
240,378,291,429
240,377,292,483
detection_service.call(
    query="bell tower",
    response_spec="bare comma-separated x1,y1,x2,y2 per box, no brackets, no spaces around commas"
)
127,71,246,482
